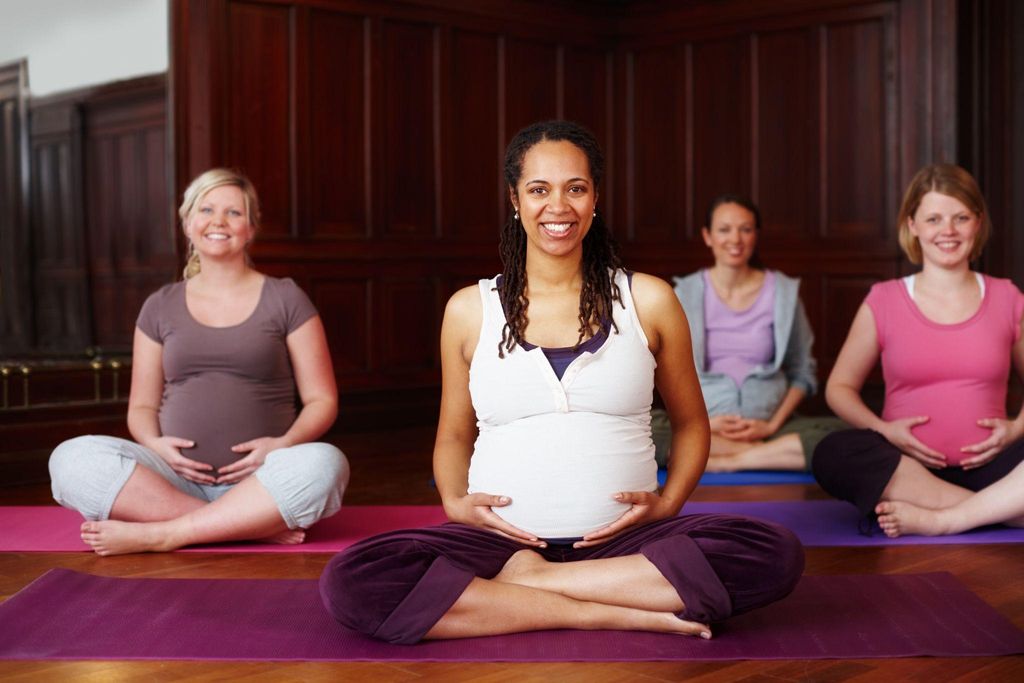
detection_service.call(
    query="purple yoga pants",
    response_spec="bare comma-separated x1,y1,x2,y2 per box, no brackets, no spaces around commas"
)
319,514,804,644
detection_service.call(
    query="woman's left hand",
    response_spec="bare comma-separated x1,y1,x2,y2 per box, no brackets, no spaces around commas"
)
959,418,1024,470
216,436,289,484
573,491,678,548
719,418,775,442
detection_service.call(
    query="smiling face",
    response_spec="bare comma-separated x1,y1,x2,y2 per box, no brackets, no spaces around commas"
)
907,191,980,269
185,184,254,260
701,202,758,268
510,139,597,260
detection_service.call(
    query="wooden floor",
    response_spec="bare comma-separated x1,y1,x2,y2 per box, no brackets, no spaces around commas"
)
1,425,1022,681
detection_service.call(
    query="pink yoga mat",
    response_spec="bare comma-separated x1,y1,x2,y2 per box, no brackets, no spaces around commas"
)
0,568,1021,660
0,505,446,553
3,502,1024,552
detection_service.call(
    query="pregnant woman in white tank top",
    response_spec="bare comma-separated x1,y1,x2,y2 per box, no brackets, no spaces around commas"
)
318,121,804,645
428,123,716,637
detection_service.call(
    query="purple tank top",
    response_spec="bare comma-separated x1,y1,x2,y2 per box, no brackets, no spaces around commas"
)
703,269,775,389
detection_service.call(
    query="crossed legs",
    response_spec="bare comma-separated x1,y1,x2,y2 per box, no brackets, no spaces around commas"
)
79,466,295,555
814,429,1024,537
707,433,805,472
876,458,1024,537
426,551,707,640
320,515,803,644
50,435,348,555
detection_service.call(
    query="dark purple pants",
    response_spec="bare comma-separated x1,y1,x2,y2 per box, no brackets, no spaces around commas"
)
319,514,804,644
813,428,1024,517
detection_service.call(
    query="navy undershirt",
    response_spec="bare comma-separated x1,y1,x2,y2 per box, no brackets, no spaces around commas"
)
494,272,633,380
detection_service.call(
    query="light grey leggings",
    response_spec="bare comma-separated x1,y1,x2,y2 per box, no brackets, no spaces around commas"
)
49,435,349,529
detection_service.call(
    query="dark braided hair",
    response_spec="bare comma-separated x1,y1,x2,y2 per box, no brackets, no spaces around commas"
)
498,120,624,357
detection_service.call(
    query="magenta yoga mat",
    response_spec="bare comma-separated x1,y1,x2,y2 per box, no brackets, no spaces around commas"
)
0,505,447,553
3,501,1024,553
0,568,1021,661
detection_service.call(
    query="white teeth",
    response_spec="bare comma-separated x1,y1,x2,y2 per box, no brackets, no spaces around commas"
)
543,223,571,234
205,234,229,240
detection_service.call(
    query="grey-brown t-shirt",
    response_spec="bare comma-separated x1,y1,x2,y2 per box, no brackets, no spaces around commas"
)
136,277,318,469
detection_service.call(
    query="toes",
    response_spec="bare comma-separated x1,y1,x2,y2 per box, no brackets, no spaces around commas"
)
676,618,712,638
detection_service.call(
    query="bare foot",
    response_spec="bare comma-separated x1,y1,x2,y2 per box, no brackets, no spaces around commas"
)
493,549,547,587
80,520,175,556
263,528,306,545
624,610,712,639
704,454,739,473
875,501,951,538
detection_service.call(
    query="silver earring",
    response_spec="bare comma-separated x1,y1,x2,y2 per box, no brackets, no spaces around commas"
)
593,210,597,217
514,210,519,221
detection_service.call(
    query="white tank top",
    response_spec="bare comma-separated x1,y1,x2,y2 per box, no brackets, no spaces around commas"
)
467,269,659,538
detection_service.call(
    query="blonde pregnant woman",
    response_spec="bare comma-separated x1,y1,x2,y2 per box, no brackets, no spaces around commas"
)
48,169,349,555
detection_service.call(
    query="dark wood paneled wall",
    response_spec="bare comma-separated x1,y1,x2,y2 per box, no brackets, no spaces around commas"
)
172,0,611,423
0,60,32,355
613,1,922,405
28,75,174,355
81,79,176,352
30,99,89,352
958,0,1024,288
169,0,967,422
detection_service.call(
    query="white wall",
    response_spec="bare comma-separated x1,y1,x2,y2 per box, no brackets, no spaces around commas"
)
0,0,167,96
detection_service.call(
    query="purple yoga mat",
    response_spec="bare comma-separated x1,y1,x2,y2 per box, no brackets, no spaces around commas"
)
3,501,1023,552
0,568,1021,660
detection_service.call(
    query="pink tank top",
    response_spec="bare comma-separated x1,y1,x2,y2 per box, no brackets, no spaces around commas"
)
866,275,1024,465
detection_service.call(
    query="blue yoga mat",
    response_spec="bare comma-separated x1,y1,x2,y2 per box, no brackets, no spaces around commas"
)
658,468,816,486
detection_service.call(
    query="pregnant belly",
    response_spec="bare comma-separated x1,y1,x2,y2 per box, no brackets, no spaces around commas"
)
160,377,295,469
467,414,657,538
886,396,1005,466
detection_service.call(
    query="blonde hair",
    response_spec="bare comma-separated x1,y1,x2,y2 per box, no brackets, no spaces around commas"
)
897,164,991,265
179,168,261,278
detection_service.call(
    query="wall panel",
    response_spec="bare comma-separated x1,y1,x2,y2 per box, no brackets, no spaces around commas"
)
375,276,439,373
755,28,817,241
0,60,31,354
29,102,90,351
224,1,291,236
626,45,685,243
309,10,367,238
313,278,371,374
82,82,174,352
378,20,438,238
504,38,559,139
824,17,890,241
691,36,751,236
445,29,501,240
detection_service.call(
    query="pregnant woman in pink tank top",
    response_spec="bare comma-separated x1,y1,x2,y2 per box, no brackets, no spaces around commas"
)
814,164,1024,537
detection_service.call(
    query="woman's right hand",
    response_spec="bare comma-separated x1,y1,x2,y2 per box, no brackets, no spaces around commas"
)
149,436,216,484
442,493,546,548
878,417,947,468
